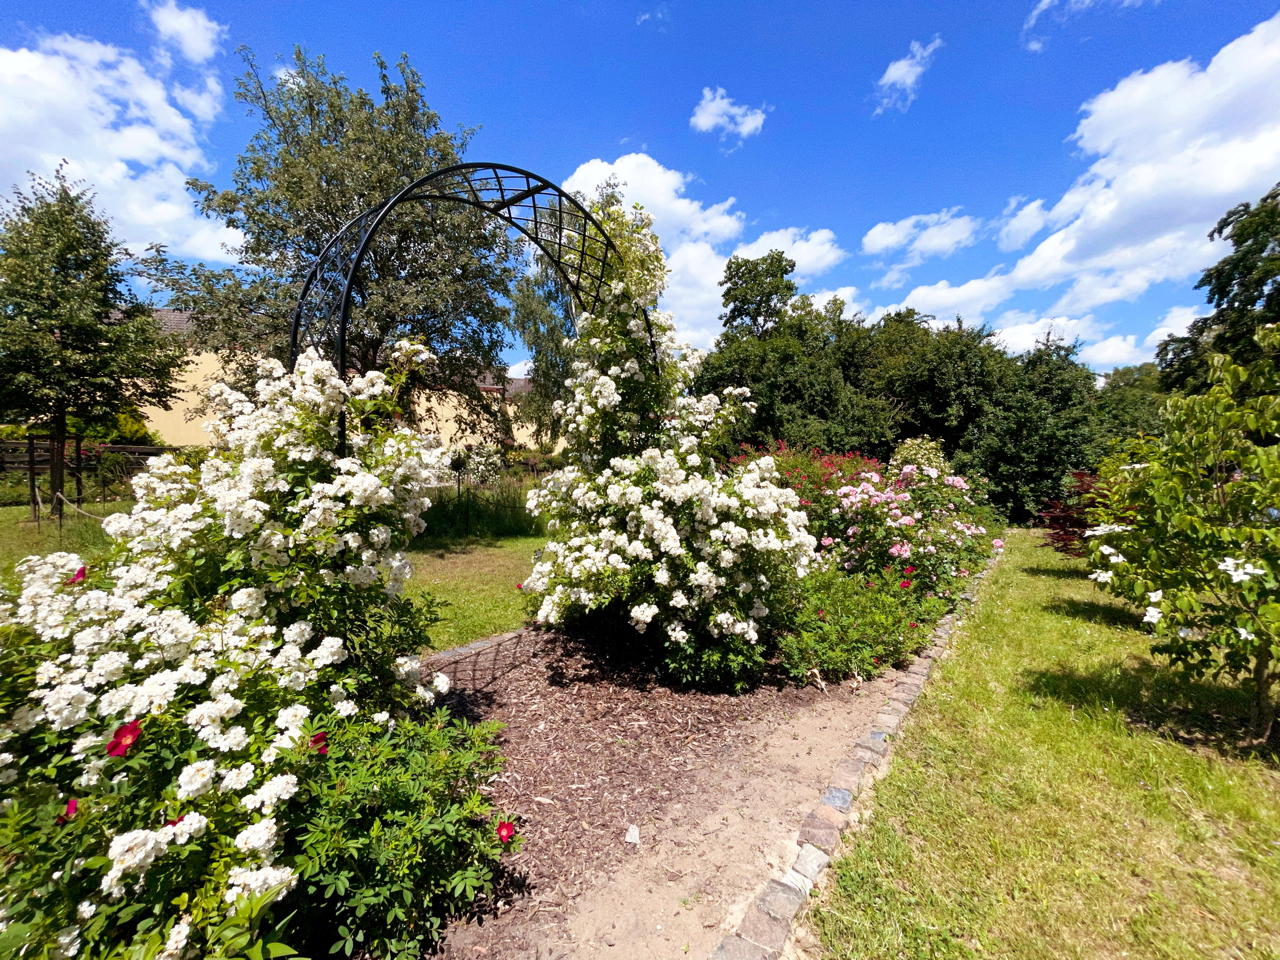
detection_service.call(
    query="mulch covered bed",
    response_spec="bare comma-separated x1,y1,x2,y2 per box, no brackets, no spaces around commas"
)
428,629,853,957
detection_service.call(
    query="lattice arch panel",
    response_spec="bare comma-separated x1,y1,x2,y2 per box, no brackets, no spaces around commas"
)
289,162,630,375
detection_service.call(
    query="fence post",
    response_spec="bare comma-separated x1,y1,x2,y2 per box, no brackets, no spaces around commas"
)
74,435,84,506
26,435,37,521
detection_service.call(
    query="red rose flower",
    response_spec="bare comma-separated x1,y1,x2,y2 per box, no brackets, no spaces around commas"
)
496,820,516,844
516,583,523,590
65,566,86,585
56,798,78,824
909,621,919,629
310,731,329,755
904,566,916,575
166,814,186,827
106,720,141,757
899,580,912,589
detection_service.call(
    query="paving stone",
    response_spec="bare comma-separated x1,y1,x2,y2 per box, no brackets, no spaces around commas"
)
907,661,932,678
859,731,890,755
799,811,841,853
821,786,853,813
757,878,807,920
793,843,830,881
888,686,919,707
880,699,910,717
874,712,902,733
712,934,775,960
739,903,790,955
781,867,812,894
853,745,884,767
829,758,867,793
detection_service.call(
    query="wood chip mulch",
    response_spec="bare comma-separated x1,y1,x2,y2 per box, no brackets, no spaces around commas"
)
427,629,836,957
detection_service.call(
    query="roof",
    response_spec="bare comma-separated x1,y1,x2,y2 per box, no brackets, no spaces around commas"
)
153,308,195,335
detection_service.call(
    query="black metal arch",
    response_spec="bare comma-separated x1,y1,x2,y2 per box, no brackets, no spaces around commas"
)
289,162,636,376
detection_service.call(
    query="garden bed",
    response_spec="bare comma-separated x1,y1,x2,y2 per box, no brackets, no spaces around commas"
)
430,629,910,958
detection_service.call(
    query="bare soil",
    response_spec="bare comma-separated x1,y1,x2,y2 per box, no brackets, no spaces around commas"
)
430,630,899,959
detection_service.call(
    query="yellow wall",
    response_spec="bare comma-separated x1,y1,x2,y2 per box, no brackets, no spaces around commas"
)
142,352,541,449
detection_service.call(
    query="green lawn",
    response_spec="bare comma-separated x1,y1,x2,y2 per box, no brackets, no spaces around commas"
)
406,535,543,650
0,504,537,651
0,502,129,579
812,528,1280,960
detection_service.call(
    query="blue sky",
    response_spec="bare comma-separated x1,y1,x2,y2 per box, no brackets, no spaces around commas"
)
3,1,1279,372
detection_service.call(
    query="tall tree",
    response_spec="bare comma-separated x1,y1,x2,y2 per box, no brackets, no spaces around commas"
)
508,263,575,445
0,170,187,515
719,250,798,336
145,49,516,434
1158,182,1280,393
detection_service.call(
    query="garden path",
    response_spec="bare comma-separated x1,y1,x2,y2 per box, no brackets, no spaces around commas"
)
432,630,898,959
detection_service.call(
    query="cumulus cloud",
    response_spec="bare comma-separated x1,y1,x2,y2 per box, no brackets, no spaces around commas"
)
873,35,943,115
992,311,1108,353
733,227,847,278
809,285,868,318
860,207,980,288
1077,333,1148,368
144,0,227,64
564,153,847,347
1143,304,1200,349
689,86,769,145
0,28,238,262
888,12,1280,334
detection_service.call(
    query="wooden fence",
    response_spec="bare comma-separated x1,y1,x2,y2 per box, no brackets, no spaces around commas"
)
0,436,179,517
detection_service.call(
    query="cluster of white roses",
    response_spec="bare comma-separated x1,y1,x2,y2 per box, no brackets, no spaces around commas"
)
523,206,817,671
0,348,452,949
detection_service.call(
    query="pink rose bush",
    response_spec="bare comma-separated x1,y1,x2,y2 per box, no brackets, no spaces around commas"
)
0,346,513,958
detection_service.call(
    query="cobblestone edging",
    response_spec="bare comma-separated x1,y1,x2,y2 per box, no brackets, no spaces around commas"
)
709,559,999,960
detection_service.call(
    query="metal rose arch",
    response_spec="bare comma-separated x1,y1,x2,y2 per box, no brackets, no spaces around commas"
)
289,161,650,377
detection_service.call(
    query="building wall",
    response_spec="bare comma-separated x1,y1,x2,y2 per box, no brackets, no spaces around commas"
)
142,352,541,449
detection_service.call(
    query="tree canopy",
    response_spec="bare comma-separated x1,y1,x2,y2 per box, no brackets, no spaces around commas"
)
146,48,517,434
0,169,187,512
1158,181,1280,393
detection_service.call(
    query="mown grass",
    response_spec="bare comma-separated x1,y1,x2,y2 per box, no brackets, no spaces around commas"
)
811,527,1280,960
0,502,539,652
406,535,543,651
0,502,129,579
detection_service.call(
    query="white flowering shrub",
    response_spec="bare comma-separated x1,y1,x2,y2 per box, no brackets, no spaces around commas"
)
1084,327,1280,743
522,199,816,688
0,348,515,959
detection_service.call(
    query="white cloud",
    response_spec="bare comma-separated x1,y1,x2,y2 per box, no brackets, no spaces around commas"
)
810,285,867,318
873,35,943,116
1077,334,1148,368
992,312,1108,353
564,153,744,248
689,86,769,144
733,227,847,278
860,207,980,288
1143,304,1200,349
507,359,533,377
564,153,847,348
144,0,227,64
0,31,238,262
998,198,1048,251
889,12,1280,328
1023,0,1162,51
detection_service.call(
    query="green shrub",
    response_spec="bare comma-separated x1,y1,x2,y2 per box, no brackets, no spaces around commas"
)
779,567,944,683
1085,325,1280,742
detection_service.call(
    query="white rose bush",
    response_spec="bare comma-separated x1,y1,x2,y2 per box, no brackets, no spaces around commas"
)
522,200,817,688
0,346,516,959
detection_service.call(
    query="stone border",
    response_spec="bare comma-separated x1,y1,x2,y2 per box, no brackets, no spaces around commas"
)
709,561,998,960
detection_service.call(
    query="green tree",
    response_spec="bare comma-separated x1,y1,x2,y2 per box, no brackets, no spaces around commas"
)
508,264,574,445
0,170,186,515
955,337,1099,522
1158,182,1280,393
1094,362,1168,450
719,249,798,336
145,48,516,435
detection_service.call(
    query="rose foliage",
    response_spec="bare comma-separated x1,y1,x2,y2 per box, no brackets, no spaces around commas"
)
0,346,513,959
1084,326,1280,742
